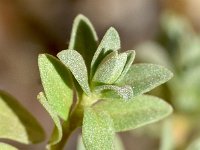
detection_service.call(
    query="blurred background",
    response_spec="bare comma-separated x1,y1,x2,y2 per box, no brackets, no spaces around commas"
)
1,0,200,149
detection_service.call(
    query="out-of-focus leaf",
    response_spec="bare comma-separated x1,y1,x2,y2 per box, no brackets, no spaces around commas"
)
57,50,91,95
94,85,133,100
159,119,174,150
92,51,127,84
135,41,172,69
186,138,200,150
82,108,114,150
91,27,121,77
0,91,45,144
69,14,98,70
171,66,200,113
116,50,135,82
37,92,62,148
0,143,18,150
118,64,173,97
38,54,73,120
93,95,173,132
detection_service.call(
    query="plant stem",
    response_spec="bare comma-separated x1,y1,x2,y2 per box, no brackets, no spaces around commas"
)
49,105,84,150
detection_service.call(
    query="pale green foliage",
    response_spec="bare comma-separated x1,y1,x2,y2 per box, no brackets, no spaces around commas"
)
38,54,73,120
0,143,18,150
94,85,133,100
94,95,173,132
93,51,127,84
37,92,62,147
90,27,120,77
77,134,125,150
0,91,45,144
118,64,173,97
0,14,173,150
57,50,91,95
69,14,98,71
116,50,135,82
37,14,173,150
82,108,114,150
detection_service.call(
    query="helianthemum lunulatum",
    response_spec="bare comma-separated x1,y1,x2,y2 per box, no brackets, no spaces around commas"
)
38,14,173,150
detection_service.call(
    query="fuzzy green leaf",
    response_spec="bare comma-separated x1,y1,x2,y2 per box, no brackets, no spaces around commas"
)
117,64,173,97
77,135,124,150
38,54,73,120
82,108,114,150
93,95,173,132
57,50,91,95
0,143,18,150
116,50,135,82
0,91,45,144
37,92,62,148
94,85,133,100
92,51,127,84
69,14,98,70
91,27,121,77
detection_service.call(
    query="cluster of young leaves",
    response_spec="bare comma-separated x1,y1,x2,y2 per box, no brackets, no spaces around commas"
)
37,14,173,150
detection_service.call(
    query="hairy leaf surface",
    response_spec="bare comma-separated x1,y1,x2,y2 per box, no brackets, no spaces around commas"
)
93,95,173,132
38,54,73,120
69,14,98,70
95,85,133,100
117,64,173,97
82,108,114,150
116,50,135,82
91,27,121,77
92,51,127,84
58,50,91,95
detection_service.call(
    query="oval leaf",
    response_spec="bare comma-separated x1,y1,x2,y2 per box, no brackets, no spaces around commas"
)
91,27,121,77
117,64,173,97
69,14,98,70
0,143,18,150
82,108,114,150
93,95,173,132
94,85,133,100
116,50,135,82
37,92,62,148
38,54,73,120
0,91,45,144
57,50,91,95
92,51,127,84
